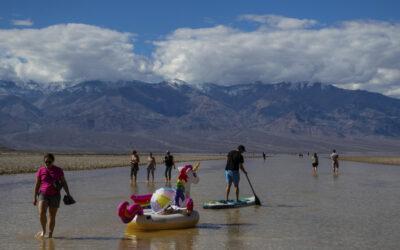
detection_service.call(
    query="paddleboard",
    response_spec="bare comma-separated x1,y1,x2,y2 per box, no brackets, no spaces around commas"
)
203,196,256,209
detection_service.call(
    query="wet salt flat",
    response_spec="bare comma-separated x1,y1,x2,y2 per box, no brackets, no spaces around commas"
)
1,154,400,249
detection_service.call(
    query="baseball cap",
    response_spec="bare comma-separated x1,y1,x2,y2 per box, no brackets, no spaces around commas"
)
238,145,246,152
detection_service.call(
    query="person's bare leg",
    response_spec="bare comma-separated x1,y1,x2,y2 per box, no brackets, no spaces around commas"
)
48,207,58,238
151,170,154,182
234,184,239,202
225,183,232,201
36,201,48,238
168,167,172,182
147,169,150,182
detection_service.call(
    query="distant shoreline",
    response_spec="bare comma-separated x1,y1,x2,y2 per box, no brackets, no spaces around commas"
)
0,152,236,175
341,156,400,166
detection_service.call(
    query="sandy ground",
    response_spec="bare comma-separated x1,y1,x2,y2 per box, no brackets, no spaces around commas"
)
341,156,400,166
0,152,232,175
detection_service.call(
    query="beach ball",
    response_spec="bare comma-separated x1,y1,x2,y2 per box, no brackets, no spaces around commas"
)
150,187,176,212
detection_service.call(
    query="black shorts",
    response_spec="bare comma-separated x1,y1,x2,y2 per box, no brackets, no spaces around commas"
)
312,163,318,168
131,163,139,172
38,193,61,208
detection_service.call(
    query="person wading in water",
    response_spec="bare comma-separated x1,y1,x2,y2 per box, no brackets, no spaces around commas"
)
147,152,156,183
311,152,319,176
130,150,140,183
330,149,339,175
164,151,175,183
33,153,73,238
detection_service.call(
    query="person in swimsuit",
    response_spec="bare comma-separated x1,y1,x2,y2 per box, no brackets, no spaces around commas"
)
147,152,156,182
130,150,140,183
33,153,72,238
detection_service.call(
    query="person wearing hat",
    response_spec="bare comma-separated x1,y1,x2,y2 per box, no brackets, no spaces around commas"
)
225,145,248,202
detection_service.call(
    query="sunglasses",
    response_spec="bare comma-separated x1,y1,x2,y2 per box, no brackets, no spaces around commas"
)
45,160,53,164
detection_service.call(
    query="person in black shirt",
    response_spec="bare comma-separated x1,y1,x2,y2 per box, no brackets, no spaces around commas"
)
164,151,175,182
225,145,248,202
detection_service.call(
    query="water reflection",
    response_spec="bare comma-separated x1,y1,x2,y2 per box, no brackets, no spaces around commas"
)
145,182,157,194
224,209,244,249
120,228,199,250
130,182,140,194
38,239,55,250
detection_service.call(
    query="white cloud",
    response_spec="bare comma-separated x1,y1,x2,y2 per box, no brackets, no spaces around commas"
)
152,18,400,96
0,23,155,85
239,14,317,29
11,19,34,26
0,16,400,97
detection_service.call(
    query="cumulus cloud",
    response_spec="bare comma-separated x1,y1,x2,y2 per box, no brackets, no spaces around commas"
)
0,15,400,97
11,19,34,26
239,14,317,29
152,18,400,96
0,23,155,85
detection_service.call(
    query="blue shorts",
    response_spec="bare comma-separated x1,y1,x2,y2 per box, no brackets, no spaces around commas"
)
225,170,240,186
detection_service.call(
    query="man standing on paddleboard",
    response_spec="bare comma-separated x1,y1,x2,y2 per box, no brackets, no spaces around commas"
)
225,145,248,202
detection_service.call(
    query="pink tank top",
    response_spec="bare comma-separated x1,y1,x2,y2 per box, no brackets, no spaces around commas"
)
36,165,64,196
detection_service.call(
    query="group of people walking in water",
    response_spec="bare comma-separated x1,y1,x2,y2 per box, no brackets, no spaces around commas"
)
32,145,341,239
309,149,340,176
130,150,176,183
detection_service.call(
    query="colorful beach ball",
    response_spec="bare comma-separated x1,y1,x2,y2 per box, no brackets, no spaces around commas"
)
150,187,176,212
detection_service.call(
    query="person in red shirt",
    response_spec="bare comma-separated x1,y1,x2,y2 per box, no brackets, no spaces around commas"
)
33,153,72,238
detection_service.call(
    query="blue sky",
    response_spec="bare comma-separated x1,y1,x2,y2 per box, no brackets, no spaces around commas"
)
1,0,399,55
0,0,399,96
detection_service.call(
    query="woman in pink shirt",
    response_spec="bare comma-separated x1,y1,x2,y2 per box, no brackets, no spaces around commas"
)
33,153,72,238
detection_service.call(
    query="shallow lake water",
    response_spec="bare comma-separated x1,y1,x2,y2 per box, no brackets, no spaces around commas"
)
1,154,399,249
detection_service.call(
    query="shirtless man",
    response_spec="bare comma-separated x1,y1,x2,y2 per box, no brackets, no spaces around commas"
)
330,149,339,175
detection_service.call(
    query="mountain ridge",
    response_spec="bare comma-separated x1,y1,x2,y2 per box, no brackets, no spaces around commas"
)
1,79,400,152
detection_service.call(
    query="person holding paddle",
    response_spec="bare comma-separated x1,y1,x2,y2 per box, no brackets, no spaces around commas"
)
225,145,248,202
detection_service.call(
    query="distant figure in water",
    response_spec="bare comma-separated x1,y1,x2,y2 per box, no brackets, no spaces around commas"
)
312,153,319,175
130,150,140,183
225,145,248,202
330,149,339,175
262,152,266,161
164,151,175,182
147,152,156,182
33,153,73,238
299,153,303,158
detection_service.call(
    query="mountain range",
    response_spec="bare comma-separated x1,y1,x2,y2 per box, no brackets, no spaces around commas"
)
1,80,400,153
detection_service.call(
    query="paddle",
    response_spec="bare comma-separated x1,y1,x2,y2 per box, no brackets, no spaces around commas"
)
244,172,261,205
